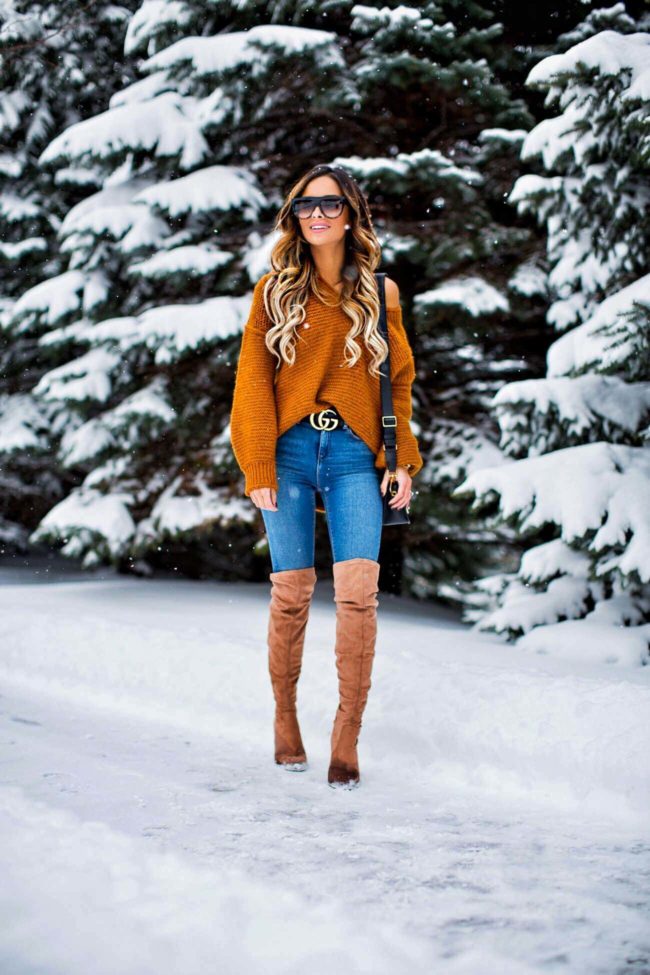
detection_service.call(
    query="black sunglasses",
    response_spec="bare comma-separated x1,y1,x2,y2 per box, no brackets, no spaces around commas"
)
291,195,347,219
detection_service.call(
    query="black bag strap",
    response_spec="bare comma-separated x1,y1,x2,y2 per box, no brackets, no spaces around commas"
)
374,272,398,474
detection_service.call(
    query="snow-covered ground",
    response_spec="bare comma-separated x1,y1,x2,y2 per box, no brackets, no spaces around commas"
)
1,569,649,974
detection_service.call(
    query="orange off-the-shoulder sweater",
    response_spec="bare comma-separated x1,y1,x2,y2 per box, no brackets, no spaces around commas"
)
229,272,423,497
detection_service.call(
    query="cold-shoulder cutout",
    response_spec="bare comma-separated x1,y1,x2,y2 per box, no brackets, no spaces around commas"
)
384,276,400,310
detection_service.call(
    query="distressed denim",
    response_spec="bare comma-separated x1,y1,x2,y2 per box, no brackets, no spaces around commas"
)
261,417,383,571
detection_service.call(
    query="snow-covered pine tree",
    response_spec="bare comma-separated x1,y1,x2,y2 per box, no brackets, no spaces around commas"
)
334,1,550,599
16,0,552,590
21,1,358,573
0,0,137,553
453,9,650,666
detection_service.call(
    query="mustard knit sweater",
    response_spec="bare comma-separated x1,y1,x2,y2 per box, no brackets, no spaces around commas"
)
230,272,423,496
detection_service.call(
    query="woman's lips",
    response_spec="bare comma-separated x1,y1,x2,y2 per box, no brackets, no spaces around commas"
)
310,226,329,233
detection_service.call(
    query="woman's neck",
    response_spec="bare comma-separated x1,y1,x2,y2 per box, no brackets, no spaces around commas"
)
312,247,345,292
316,270,343,295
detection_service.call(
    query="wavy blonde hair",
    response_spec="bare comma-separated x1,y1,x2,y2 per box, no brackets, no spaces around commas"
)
261,164,390,379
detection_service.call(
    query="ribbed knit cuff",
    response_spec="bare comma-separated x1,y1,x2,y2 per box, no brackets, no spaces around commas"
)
397,445,423,475
377,445,423,478
244,460,278,496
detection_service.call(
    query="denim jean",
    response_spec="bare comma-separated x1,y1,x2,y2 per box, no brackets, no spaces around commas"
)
261,417,384,572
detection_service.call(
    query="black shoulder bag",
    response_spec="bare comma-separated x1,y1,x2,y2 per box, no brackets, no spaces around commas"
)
375,272,411,527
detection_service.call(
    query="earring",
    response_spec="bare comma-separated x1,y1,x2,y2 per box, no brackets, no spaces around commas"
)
344,224,350,230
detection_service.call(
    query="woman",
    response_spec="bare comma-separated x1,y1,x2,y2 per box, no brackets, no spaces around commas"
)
230,163,423,788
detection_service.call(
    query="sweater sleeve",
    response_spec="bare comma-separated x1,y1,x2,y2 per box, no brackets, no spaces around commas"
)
384,305,424,478
229,274,280,496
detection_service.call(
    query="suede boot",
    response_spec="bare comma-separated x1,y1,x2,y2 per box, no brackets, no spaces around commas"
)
328,557,380,788
268,565,317,770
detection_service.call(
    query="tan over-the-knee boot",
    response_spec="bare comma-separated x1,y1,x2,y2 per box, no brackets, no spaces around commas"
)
268,565,317,771
328,557,380,788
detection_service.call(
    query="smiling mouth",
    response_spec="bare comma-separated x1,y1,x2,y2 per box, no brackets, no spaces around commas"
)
310,224,330,231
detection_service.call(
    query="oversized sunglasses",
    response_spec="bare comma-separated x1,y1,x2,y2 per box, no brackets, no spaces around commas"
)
291,195,347,219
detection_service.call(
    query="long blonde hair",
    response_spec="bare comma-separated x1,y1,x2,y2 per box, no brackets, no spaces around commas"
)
261,164,389,379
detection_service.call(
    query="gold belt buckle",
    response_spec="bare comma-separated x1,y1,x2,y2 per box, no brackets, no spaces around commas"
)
309,408,339,431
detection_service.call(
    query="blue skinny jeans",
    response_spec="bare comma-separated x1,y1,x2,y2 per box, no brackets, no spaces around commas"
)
261,417,383,572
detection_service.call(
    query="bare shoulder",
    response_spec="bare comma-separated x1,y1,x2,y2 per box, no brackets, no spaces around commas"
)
384,276,401,310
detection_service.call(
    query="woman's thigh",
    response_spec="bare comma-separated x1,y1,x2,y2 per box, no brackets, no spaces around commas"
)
260,424,318,571
320,426,383,563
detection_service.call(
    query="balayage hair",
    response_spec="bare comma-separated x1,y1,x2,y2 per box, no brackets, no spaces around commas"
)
261,163,390,379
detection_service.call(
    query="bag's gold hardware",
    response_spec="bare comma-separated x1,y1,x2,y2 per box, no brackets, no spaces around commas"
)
309,408,340,431
382,415,397,427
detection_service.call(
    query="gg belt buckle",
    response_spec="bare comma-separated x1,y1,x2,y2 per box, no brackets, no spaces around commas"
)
309,408,339,431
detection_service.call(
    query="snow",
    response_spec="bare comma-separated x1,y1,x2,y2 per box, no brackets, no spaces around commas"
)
242,229,281,282
124,0,194,56
34,348,121,403
53,166,103,189
493,374,650,439
507,261,548,298
511,28,650,335
105,380,176,423
0,236,47,259
0,784,436,975
428,422,507,485
473,571,650,664
128,245,231,279
38,92,210,172
31,491,136,559
40,293,251,365
351,3,422,29
0,393,49,452
132,165,266,219
0,87,29,136
135,476,250,539
0,192,39,221
454,441,650,585
54,376,177,468
118,210,170,254
59,178,153,238
142,24,344,78
59,418,115,467
518,616,650,666
0,152,22,178
520,101,584,170
520,537,592,583
9,269,86,328
545,232,627,328
478,128,528,145
350,4,454,42
0,572,648,974
109,69,174,108
336,148,483,187
416,276,510,317
527,30,650,97
380,233,421,263
547,275,650,376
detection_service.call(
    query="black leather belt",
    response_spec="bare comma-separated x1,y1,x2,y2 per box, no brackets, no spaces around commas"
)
301,407,344,431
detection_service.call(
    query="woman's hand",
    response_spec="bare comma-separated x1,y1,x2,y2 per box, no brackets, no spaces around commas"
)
380,466,412,509
250,487,278,511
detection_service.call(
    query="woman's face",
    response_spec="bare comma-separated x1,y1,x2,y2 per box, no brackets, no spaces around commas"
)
296,175,351,248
